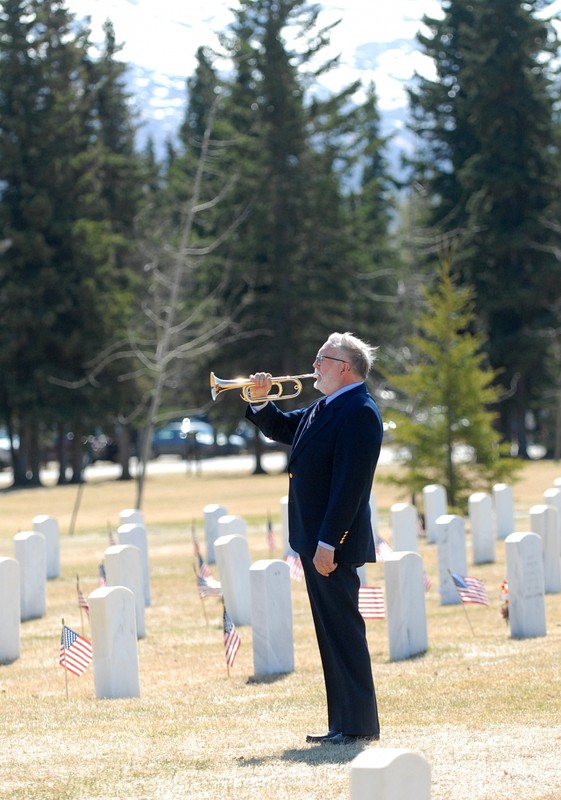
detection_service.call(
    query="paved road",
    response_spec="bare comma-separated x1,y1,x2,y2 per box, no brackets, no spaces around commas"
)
0,446,396,487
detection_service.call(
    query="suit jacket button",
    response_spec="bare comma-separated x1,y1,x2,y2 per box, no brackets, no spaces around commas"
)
288,472,293,478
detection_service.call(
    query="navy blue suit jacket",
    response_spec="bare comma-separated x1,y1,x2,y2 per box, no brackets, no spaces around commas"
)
246,384,382,564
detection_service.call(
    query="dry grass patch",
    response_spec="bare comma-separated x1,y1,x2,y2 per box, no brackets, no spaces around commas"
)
1,458,561,798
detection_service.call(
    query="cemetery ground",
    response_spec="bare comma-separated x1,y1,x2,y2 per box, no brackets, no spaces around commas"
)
1,458,561,800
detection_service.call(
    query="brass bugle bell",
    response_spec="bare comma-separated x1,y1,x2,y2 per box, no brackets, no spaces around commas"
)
210,371,316,402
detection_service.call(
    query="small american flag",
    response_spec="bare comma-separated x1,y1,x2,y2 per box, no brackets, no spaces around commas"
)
374,536,393,562
98,562,107,586
78,590,89,616
59,625,93,677
266,513,275,554
285,551,304,581
358,586,385,619
193,538,213,580
452,574,490,606
197,573,222,598
107,522,116,546
223,608,241,667
76,576,89,617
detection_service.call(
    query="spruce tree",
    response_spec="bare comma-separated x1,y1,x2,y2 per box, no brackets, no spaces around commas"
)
346,83,403,349
383,253,520,511
408,0,561,458
214,0,377,382
0,1,141,484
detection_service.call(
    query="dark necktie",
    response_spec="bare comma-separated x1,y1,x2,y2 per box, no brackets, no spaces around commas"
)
293,398,326,449
304,398,326,430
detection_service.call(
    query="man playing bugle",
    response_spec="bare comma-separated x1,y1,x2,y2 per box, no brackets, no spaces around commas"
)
245,332,383,745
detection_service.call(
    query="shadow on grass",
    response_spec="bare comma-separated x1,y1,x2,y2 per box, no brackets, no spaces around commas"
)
282,743,367,764
246,673,291,685
236,742,369,768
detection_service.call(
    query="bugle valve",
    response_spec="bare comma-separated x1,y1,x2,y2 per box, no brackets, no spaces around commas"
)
210,371,316,402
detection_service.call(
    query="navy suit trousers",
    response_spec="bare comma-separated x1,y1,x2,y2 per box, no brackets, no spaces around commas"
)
301,555,380,737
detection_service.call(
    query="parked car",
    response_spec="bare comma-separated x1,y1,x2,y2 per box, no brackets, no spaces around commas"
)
151,418,246,459
151,419,213,458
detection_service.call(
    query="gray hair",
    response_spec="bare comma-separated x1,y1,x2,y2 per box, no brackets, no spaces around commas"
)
327,332,378,379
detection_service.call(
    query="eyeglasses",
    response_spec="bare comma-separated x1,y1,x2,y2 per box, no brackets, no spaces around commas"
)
315,354,348,366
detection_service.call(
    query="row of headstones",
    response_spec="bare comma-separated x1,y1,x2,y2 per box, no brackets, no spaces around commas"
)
0,508,152,685
385,504,550,645
94,476,558,688
204,480,559,566
413,481,560,639
0,504,301,696
0,500,293,693
2,476,556,687
206,474,560,664
422,482,561,567
202,503,428,666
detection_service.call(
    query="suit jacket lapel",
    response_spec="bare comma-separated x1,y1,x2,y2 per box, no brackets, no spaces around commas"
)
290,385,367,459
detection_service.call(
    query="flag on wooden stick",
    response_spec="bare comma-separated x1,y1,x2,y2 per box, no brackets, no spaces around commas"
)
192,532,221,597
59,624,93,677
223,608,241,668
76,575,89,637
78,589,89,615
451,573,490,606
192,529,213,580
266,513,275,555
107,521,116,546
196,571,222,598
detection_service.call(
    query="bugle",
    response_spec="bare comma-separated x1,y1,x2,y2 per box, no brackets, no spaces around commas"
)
210,371,316,402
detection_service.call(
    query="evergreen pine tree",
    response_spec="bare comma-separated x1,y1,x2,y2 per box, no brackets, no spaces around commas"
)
383,252,520,510
346,83,403,348
214,0,376,382
0,1,142,484
408,0,561,457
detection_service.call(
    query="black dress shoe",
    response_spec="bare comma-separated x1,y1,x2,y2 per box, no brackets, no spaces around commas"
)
306,730,340,743
328,732,380,745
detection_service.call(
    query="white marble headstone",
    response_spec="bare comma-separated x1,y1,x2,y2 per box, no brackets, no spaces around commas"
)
505,532,546,639
469,492,495,564
89,586,140,698
384,552,428,661
119,508,145,527
280,495,290,556
214,533,251,626
390,503,418,552
217,514,246,539
436,514,467,605
350,749,431,800
32,515,60,579
13,531,46,621
250,559,293,675
423,484,447,544
543,487,561,556
493,483,515,540
118,522,151,607
0,557,20,663
529,504,561,594
370,492,378,538
203,503,227,564
104,544,145,638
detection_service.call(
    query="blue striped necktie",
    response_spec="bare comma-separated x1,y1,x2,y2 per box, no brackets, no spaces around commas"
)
305,397,326,429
